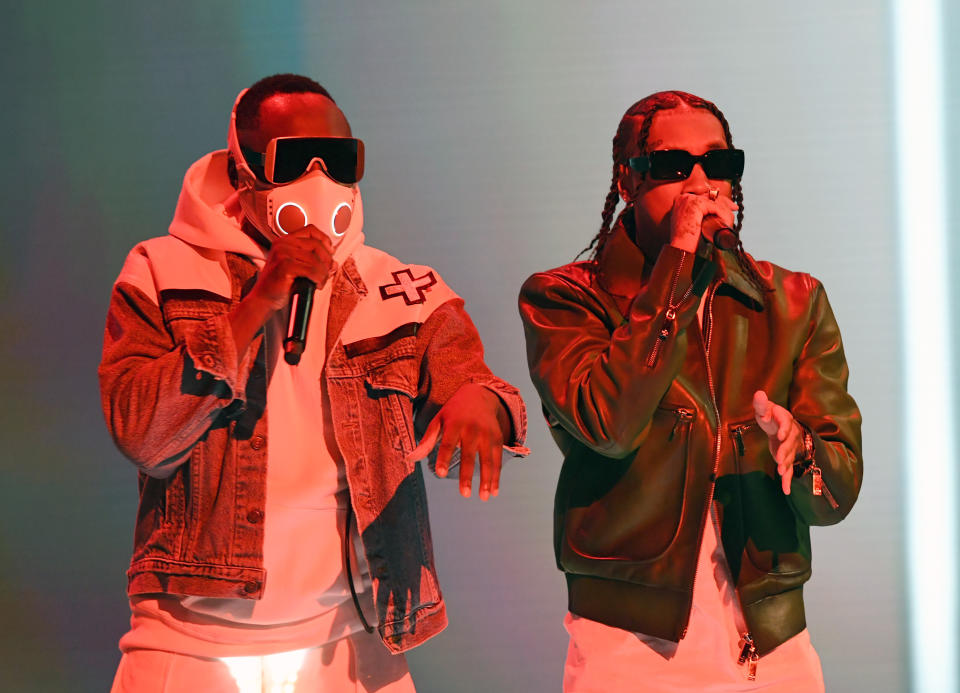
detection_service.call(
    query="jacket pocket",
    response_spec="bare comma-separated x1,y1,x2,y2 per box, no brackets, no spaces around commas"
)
160,294,230,341
728,421,810,577
563,405,694,564
360,338,419,459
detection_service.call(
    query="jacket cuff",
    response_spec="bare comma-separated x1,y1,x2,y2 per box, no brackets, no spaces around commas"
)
182,312,252,403
424,378,530,477
787,427,849,523
477,378,530,456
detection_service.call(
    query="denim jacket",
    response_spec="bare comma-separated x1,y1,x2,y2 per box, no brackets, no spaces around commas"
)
100,237,527,653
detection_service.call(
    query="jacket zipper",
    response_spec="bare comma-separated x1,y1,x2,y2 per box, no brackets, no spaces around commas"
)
669,408,694,441
689,284,762,681
731,422,759,680
731,424,748,456
647,255,689,368
679,282,722,641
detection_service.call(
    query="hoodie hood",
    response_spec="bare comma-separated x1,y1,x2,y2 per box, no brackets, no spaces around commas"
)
168,149,267,261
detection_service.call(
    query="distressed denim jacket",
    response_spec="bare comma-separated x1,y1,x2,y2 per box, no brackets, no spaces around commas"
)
100,239,527,653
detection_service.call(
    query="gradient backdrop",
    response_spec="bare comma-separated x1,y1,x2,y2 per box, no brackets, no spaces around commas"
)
1,2,952,691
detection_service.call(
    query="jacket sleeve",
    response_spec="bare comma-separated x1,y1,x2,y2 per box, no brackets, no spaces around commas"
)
412,298,529,467
786,279,863,525
519,246,710,458
98,260,253,478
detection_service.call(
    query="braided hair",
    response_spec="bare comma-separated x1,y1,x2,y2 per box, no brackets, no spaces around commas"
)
579,91,769,296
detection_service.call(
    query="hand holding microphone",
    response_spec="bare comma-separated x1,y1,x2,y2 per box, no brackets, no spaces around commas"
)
669,186,740,254
701,213,739,251
231,220,335,365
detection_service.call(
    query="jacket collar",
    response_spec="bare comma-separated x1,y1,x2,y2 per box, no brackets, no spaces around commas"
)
596,211,765,304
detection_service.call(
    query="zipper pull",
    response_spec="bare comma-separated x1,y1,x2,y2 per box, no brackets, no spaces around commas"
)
810,466,823,496
737,633,753,665
732,426,746,456
646,307,677,367
669,408,693,441
809,464,840,509
747,651,759,681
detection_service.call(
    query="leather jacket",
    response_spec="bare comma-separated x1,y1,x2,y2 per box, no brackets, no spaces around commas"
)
100,239,527,654
518,217,862,655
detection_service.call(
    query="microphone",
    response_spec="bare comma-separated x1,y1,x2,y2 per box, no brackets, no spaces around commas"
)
283,277,315,365
702,215,739,251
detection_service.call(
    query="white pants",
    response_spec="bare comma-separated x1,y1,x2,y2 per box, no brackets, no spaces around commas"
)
563,613,824,693
111,630,416,693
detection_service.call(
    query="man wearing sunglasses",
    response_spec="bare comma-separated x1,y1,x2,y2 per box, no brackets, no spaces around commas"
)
519,91,861,691
100,74,527,692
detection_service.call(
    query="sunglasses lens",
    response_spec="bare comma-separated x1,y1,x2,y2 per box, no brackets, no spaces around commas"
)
272,138,364,185
703,149,745,179
648,150,694,180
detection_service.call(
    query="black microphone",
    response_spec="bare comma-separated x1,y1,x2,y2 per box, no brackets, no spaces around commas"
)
283,277,315,365
702,215,739,251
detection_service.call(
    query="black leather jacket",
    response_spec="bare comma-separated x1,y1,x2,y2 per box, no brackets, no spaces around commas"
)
518,219,862,655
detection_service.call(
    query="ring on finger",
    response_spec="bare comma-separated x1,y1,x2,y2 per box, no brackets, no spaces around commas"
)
708,188,719,201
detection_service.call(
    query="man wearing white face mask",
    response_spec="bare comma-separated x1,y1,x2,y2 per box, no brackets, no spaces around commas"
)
100,74,528,692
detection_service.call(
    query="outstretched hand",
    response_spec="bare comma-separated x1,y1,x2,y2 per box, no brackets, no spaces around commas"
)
753,390,802,496
405,384,510,501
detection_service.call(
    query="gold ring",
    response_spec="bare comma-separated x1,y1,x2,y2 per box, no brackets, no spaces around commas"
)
708,188,719,201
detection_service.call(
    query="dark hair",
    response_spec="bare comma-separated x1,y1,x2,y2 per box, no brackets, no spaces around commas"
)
236,73,334,133
580,91,768,295
228,74,334,187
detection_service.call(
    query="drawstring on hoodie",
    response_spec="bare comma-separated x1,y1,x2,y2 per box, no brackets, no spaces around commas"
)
344,506,375,634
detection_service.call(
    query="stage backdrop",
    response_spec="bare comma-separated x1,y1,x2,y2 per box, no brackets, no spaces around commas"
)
0,1,940,691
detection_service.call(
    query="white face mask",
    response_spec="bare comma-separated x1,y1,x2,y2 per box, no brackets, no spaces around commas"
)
264,168,363,242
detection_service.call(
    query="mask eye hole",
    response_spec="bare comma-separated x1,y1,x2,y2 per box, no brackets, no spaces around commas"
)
275,202,307,235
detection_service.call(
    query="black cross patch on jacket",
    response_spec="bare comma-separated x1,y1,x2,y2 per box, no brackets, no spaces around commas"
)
379,269,438,305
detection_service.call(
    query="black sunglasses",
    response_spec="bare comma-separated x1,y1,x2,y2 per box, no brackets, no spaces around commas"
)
627,148,744,181
241,136,365,185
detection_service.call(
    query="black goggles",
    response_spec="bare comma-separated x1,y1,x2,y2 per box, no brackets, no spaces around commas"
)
241,136,365,185
627,148,744,181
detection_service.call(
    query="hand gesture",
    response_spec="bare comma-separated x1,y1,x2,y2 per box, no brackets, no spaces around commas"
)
405,383,509,501
752,390,802,495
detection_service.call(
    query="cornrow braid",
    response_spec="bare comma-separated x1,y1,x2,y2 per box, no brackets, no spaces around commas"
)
577,94,677,261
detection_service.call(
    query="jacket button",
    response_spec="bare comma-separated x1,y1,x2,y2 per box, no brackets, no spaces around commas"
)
250,435,266,450
247,509,263,524
243,581,260,594
202,354,216,368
